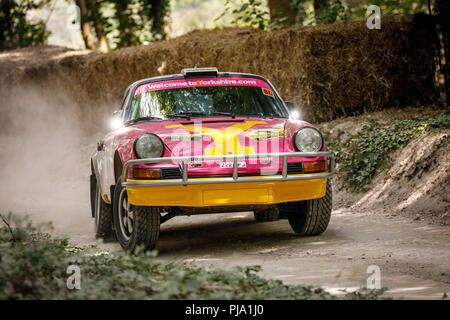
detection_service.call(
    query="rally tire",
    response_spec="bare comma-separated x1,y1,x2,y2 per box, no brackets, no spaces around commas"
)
113,177,160,252
94,180,113,239
287,180,332,236
254,207,279,222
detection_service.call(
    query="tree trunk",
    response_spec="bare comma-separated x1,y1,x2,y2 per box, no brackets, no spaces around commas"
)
0,0,14,50
115,0,131,48
435,0,450,105
268,0,295,26
148,0,168,40
76,0,97,50
90,0,109,52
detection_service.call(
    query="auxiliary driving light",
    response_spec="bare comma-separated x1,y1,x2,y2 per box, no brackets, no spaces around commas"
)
304,160,326,173
130,168,161,179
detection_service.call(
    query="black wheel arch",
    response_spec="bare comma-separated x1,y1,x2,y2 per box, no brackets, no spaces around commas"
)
114,150,124,183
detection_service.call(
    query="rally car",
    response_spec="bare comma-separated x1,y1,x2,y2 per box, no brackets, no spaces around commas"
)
90,67,335,251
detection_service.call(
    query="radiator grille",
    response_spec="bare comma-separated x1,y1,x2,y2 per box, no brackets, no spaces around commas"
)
160,163,304,179
161,168,182,179
287,162,304,174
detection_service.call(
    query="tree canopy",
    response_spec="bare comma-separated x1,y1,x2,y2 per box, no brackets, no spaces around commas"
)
76,0,170,51
0,0,443,51
0,0,50,51
217,0,432,30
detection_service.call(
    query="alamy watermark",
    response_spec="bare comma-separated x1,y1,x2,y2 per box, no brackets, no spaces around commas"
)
366,265,381,289
66,265,81,290
366,5,381,29
66,5,81,30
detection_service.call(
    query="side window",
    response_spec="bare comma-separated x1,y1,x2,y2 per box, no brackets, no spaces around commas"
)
120,87,131,120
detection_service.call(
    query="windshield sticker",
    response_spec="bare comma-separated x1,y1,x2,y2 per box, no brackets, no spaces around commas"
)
135,77,271,95
261,87,274,97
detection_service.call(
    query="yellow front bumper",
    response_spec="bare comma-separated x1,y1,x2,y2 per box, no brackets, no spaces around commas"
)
126,175,327,207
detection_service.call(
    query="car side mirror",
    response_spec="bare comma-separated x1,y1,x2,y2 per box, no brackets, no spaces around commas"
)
284,101,300,119
97,140,104,151
110,110,123,129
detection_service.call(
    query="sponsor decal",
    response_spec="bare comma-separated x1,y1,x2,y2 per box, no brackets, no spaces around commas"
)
166,121,266,155
135,77,271,95
261,87,274,97
245,128,288,140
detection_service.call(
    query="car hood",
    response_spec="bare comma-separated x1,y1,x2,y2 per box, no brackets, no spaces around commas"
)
161,117,287,157
113,117,322,176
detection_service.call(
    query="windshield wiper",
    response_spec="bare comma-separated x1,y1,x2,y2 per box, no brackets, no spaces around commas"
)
127,116,164,124
165,111,235,119
165,113,192,120
211,112,235,118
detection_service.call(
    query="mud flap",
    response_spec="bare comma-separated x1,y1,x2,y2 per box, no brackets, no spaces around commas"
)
90,174,96,218
110,185,116,212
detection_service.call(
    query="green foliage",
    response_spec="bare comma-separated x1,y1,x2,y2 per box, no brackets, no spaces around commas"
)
326,114,450,190
216,0,432,31
0,213,386,299
79,0,170,50
215,0,270,30
347,0,430,18
312,0,348,24
112,0,170,47
0,0,51,51
288,0,307,25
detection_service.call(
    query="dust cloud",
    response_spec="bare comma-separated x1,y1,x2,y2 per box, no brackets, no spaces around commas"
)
0,85,102,240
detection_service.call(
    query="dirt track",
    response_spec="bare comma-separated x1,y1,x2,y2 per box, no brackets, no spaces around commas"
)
0,126,448,300
0,37,447,300
0,103,447,299
33,199,450,300
146,211,450,299
2,172,449,300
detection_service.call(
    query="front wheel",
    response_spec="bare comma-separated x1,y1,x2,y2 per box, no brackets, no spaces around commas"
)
113,177,160,252
286,179,332,236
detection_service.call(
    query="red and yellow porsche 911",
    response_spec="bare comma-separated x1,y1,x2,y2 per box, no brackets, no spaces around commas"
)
90,67,335,251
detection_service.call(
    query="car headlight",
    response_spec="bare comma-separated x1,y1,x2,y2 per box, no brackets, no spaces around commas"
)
294,127,323,152
134,133,164,158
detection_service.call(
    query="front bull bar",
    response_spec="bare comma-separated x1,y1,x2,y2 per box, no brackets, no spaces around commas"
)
120,151,335,188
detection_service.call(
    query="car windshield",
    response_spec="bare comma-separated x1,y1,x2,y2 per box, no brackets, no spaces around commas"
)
127,77,288,122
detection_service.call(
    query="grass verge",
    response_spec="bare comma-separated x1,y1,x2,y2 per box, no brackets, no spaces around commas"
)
0,213,386,300
323,113,450,190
